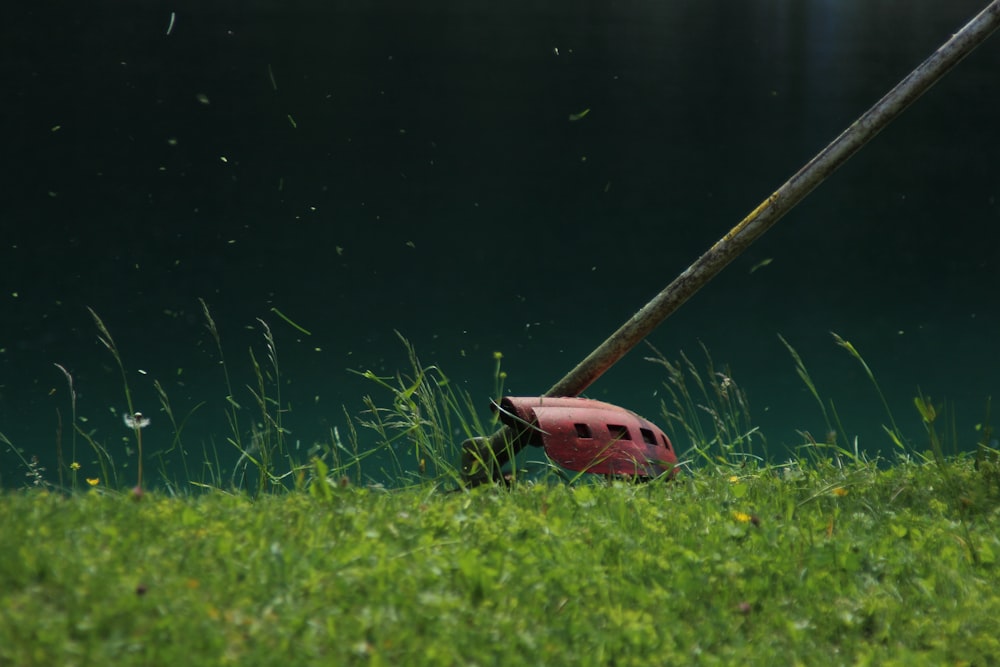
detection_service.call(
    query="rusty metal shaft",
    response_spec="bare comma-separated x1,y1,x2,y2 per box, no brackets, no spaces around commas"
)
547,0,1000,398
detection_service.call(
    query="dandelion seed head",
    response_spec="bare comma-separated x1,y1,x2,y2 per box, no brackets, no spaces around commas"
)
124,411,151,429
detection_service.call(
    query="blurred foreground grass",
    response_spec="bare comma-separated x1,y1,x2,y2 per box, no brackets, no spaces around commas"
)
3,458,1000,666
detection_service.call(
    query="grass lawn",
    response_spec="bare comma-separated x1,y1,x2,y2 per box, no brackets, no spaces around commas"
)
2,457,999,666
4,314,999,664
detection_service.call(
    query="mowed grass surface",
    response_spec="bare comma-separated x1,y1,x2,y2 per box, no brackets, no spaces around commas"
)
3,459,1000,666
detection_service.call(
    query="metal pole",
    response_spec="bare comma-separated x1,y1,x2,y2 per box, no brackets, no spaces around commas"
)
463,0,1000,482
547,0,1000,398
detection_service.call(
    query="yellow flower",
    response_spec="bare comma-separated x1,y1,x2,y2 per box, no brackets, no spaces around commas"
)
733,511,761,526
86,477,100,486
70,462,81,471
728,475,740,483
832,487,849,497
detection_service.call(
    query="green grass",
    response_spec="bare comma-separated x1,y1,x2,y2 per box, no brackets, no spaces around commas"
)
3,310,1000,664
2,459,1000,665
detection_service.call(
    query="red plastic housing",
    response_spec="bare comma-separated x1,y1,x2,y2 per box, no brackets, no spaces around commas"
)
493,396,677,478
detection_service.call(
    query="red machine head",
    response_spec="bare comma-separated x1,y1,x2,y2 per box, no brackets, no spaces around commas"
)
493,396,677,479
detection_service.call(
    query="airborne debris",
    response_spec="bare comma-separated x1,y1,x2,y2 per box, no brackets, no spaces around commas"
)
267,63,278,91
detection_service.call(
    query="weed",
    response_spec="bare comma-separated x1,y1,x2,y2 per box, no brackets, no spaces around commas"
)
352,333,493,488
832,332,907,452
645,341,762,471
51,363,78,489
199,298,244,464
2,432,44,490
778,334,850,458
779,333,907,467
240,318,293,494
199,300,304,496
88,308,146,497
151,378,203,495
122,411,151,498
52,352,119,490
913,393,982,563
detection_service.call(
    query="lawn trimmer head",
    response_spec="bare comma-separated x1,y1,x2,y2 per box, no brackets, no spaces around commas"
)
493,396,677,479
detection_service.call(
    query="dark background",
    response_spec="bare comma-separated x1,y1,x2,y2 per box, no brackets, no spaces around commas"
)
2,0,998,487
